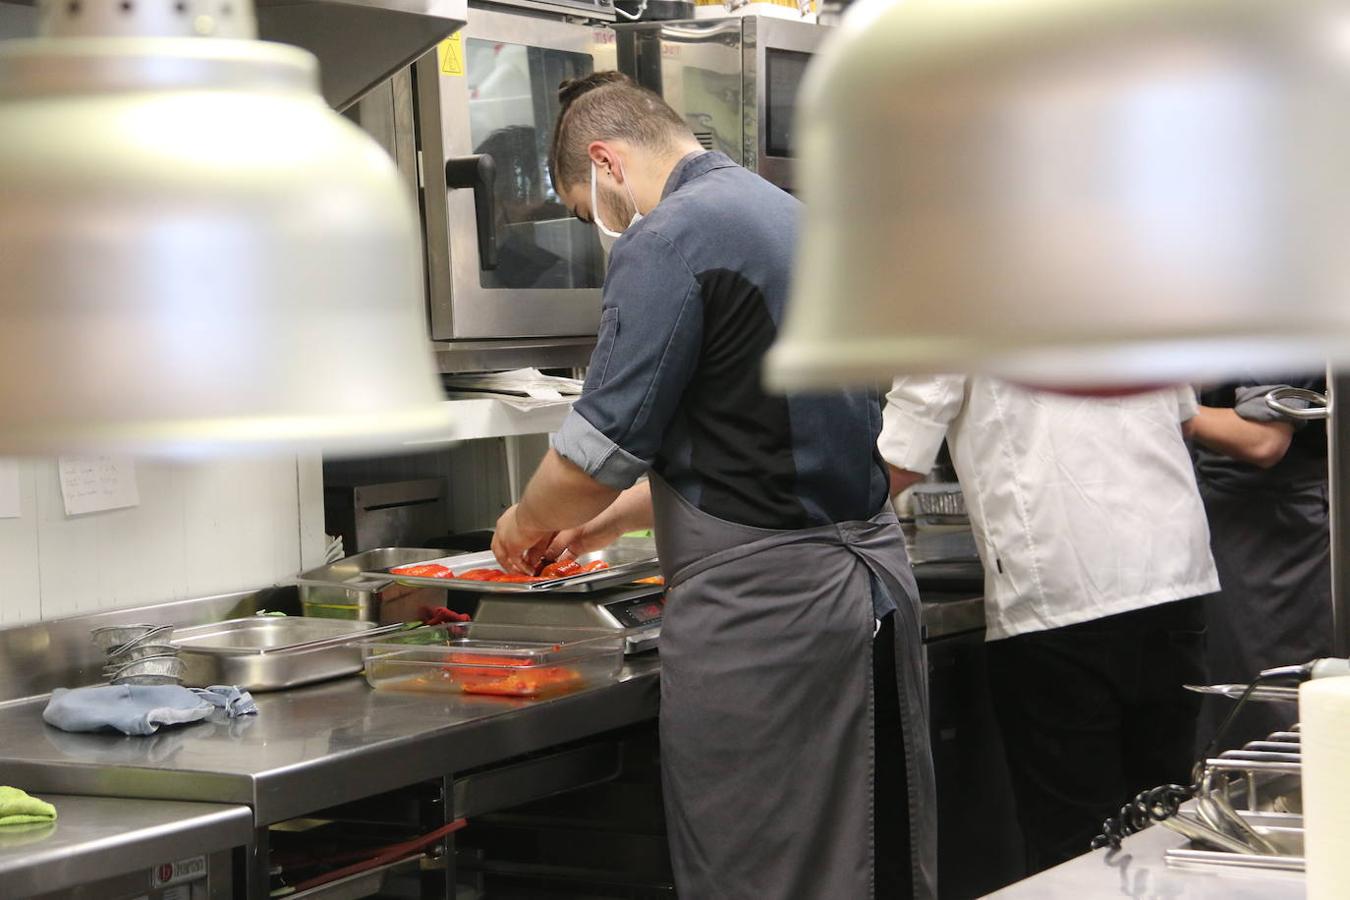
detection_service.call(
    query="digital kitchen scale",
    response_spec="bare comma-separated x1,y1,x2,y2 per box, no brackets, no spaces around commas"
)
470,583,665,655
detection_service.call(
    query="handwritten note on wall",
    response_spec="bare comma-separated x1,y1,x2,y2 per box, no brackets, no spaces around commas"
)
0,459,18,519
58,456,140,517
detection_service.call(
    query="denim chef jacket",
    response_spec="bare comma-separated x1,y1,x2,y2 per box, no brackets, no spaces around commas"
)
551,151,893,552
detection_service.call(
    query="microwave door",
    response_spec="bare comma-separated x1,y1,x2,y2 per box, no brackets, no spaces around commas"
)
419,10,606,342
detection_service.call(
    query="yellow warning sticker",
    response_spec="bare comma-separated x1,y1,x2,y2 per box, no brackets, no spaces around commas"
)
438,34,465,77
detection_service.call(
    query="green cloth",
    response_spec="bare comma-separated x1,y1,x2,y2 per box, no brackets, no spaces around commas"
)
0,787,56,826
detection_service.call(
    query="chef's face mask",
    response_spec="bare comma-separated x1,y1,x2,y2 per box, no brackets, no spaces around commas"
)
591,158,642,255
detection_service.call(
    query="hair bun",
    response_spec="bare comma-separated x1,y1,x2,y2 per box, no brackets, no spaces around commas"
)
558,71,633,107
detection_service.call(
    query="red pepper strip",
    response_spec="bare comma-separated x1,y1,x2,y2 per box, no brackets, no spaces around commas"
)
391,563,453,578
288,819,468,894
540,558,583,578
457,568,509,582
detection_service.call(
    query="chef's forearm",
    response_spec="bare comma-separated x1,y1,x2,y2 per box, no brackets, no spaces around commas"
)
1186,405,1294,469
889,465,926,498
601,481,654,534
515,449,622,532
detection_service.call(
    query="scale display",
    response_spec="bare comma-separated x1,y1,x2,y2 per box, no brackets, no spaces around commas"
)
603,594,666,629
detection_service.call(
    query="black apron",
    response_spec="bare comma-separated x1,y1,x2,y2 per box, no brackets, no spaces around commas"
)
1198,480,1332,748
651,475,937,899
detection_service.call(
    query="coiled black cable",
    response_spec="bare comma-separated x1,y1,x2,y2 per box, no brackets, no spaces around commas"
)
1090,783,1195,851
1090,669,1295,851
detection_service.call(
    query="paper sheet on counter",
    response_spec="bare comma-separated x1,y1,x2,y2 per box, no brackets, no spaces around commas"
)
444,368,582,412
58,455,139,516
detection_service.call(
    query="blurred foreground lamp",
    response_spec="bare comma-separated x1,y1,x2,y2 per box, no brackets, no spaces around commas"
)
0,0,449,454
767,0,1350,391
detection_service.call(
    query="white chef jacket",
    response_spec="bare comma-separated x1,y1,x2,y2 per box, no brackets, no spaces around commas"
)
880,377,1219,641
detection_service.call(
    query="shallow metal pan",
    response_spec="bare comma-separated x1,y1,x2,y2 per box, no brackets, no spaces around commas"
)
172,617,386,692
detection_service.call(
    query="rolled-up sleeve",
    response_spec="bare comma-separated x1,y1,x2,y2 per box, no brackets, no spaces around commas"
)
552,230,703,490
1234,383,1312,428
879,376,968,474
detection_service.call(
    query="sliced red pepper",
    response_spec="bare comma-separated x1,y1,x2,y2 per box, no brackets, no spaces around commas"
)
392,563,454,578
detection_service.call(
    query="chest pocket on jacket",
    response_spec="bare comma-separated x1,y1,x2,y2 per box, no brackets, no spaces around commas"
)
584,307,620,390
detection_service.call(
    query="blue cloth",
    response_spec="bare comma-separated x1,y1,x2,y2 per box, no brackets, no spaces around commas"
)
42,684,257,735
190,685,257,717
43,685,212,735
553,151,890,531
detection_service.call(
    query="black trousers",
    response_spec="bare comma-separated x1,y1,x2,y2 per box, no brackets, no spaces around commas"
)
986,598,1207,874
874,612,913,900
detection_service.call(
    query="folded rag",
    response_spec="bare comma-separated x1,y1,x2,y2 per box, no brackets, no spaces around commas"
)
43,684,213,735
190,685,257,718
0,787,56,827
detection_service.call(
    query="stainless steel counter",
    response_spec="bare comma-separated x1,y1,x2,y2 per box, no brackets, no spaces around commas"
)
0,657,660,827
0,569,979,850
983,821,1305,899
0,794,251,898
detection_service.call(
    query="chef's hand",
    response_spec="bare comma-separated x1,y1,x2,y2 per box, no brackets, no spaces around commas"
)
492,505,557,575
546,519,625,561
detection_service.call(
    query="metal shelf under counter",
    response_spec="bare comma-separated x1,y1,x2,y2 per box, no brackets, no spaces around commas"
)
0,794,251,899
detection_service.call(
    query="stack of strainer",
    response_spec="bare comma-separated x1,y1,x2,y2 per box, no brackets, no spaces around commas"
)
90,624,183,685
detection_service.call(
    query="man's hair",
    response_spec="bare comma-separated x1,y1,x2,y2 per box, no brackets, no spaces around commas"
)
548,71,694,193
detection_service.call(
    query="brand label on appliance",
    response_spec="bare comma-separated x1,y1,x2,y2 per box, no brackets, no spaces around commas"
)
150,856,206,888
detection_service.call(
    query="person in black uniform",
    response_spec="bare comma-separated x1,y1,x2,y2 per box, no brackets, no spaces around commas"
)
489,72,936,899
1187,375,1330,749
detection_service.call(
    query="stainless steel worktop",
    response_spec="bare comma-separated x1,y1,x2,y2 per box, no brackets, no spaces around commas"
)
984,820,1305,899
0,794,251,898
0,657,660,828
0,569,979,837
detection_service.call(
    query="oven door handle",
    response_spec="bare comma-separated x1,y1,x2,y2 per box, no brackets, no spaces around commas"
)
445,154,499,270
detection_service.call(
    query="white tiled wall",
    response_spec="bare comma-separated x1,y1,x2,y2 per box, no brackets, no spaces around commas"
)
0,456,325,626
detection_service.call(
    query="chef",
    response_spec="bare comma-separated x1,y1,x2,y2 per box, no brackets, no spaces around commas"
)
1187,376,1331,749
882,377,1218,875
490,71,936,900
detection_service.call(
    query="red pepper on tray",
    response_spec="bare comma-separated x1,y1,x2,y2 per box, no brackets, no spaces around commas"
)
390,563,455,579
412,561,612,585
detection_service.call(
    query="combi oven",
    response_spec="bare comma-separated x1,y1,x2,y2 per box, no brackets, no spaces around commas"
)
352,7,825,370
415,7,611,366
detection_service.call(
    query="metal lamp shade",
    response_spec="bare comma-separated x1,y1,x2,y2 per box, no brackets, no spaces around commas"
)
767,0,1350,391
0,26,449,454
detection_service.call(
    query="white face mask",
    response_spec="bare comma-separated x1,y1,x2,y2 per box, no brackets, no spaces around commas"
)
591,159,642,255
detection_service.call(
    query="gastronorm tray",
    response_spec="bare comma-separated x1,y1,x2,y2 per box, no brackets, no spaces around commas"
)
356,623,624,698
364,536,659,594
172,617,386,692
289,547,463,622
